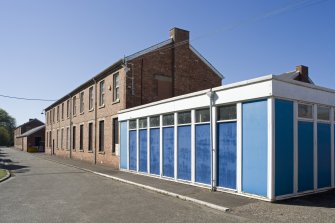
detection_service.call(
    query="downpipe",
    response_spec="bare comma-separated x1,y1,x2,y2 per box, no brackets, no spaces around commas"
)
206,89,216,192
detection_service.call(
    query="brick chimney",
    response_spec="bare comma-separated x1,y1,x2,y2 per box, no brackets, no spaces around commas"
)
169,27,189,43
295,65,310,83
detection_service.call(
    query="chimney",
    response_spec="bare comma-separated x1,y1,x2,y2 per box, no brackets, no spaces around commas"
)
295,65,309,83
169,27,189,43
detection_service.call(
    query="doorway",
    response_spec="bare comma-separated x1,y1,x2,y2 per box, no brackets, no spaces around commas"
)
112,118,118,154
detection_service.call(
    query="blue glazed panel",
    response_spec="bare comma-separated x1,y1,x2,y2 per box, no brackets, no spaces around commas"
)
242,100,268,197
217,122,237,189
150,128,160,175
317,123,331,189
120,121,128,169
129,130,137,171
298,121,314,192
195,124,211,185
139,129,147,173
275,99,294,196
163,127,174,178
177,125,191,181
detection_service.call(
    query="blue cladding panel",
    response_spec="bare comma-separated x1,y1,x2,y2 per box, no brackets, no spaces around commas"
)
150,129,160,175
217,122,237,189
195,124,211,185
317,123,331,188
139,130,147,173
163,127,174,178
298,121,314,192
129,130,137,171
177,126,191,181
120,122,128,169
242,100,268,197
275,99,294,196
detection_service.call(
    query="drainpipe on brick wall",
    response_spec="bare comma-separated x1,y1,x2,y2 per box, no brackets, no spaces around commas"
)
69,95,72,159
93,78,97,164
50,110,53,155
206,89,216,191
171,42,175,97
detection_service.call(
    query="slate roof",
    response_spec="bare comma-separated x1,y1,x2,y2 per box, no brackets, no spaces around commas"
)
17,125,45,138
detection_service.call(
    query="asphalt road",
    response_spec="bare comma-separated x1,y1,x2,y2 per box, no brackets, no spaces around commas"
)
0,147,248,223
2,147,335,223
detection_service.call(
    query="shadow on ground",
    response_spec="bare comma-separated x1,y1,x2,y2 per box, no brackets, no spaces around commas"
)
0,149,30,174
275,190,335,208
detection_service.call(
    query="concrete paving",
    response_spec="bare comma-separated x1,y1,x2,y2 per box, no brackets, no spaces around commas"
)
2,147,335,223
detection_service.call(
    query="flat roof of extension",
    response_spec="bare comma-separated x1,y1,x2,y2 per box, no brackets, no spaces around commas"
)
118,71,335,117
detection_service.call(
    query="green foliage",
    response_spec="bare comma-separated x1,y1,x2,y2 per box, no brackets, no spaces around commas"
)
0,108,16,146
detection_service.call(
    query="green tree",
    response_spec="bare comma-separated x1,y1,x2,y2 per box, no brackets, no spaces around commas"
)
0,126,10,146
0,108,16,146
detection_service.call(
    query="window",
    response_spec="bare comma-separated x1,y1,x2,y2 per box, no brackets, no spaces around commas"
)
113,72,120,101
53,108,55,123
80,92,84,113
318,106,330,121
163,114,174,126
129,120,137,130
67,100,70,118
139,118,147,128
99,80,105,106
49,131,52,147
298,103,313,119
218,105,236,121
72,126,76,150
73,96,77,116
89,87,94,110
61,103,64,120
61,129,64,149
99,120,104,152
57,106,59,122
150,116,160,127
46,132,48,148
88,123,93,151
79,124,83,150
196,108,210,123
178,111,191,124
56,129,59,149
66,127,69,150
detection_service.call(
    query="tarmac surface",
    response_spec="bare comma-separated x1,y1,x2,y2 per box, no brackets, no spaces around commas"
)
1,147,335,223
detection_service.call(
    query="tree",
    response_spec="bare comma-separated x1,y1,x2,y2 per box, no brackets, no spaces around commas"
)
0,108,16,146
0,126,10,146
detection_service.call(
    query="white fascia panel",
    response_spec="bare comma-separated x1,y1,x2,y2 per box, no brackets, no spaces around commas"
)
214,80,272,105
272,80,335,106
119,80,273,121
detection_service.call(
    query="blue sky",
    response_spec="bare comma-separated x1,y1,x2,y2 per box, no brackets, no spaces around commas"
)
0,0,334,125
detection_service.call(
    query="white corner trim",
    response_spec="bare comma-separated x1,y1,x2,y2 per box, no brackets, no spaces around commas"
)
236,103,242,193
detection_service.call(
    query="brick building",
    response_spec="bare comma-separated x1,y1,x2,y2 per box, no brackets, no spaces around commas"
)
44,28,223,168
14,119,44,151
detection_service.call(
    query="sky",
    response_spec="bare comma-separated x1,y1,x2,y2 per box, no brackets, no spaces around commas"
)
0,0,334,126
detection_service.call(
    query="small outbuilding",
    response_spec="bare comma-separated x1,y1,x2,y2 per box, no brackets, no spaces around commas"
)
118,65,335,201
16,124,45,153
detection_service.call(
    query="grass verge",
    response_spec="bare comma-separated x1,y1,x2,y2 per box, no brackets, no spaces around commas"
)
0,169,8,180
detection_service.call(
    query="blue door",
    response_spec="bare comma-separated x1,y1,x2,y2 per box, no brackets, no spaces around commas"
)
217,122,236,189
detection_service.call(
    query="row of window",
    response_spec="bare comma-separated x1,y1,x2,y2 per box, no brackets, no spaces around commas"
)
46,73,120,125
298,103,334,121
46,120,105,152
129,105,237,130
